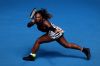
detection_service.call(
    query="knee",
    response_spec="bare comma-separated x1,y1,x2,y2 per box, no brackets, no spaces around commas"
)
35,40,42,44
66,44,72,48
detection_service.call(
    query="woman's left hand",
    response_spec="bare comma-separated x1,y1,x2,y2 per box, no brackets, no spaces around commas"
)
55,29,63,33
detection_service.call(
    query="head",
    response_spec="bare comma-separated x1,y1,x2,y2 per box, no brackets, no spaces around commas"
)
34,9,52,22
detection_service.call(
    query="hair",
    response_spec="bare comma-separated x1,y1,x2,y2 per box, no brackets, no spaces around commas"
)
34,8,52,20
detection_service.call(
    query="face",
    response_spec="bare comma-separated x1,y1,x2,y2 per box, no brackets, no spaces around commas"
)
34,13,43,22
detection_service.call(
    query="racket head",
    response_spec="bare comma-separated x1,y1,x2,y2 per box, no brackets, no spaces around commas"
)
30,8,37,19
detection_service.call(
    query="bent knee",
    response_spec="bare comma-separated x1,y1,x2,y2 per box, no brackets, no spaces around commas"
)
35,40,43,44
66,44,72,48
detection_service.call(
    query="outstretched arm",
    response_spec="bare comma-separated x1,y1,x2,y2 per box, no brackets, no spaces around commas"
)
27,20,36,28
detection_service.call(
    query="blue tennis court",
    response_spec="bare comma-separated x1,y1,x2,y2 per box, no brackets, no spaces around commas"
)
0,0,100,66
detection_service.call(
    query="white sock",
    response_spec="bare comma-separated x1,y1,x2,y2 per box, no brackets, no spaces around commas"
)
30,53,36,57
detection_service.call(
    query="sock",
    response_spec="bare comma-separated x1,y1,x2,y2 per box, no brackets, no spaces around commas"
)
30,53,36,57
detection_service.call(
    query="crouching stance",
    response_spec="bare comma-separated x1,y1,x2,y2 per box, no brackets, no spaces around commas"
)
23,8,91,61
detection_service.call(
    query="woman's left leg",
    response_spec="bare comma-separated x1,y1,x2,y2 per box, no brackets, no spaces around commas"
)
56,35,83,51
56,35,91,60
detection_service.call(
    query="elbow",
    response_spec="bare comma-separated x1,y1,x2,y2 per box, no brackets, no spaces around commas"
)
27,22,34,28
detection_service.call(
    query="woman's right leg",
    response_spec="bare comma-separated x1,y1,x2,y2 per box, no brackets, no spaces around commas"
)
23,33,53,61
31,33,53,54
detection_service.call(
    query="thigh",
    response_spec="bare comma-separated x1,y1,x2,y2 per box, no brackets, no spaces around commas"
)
37,33,54,44
56,35,69,45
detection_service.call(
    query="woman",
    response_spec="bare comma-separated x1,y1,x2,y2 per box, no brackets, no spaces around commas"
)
23,8,91,61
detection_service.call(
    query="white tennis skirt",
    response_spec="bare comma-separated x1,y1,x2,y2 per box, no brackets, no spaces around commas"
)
48,23,64,39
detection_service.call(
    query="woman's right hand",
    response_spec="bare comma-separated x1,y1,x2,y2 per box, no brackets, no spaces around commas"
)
27,19,36,28
27,22,34,28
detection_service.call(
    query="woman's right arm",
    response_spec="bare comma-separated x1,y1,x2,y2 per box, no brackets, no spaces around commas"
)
27,19,36,28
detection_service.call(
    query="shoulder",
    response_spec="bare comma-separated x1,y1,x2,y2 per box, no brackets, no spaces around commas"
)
43,19,53,27
43,19,51,25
